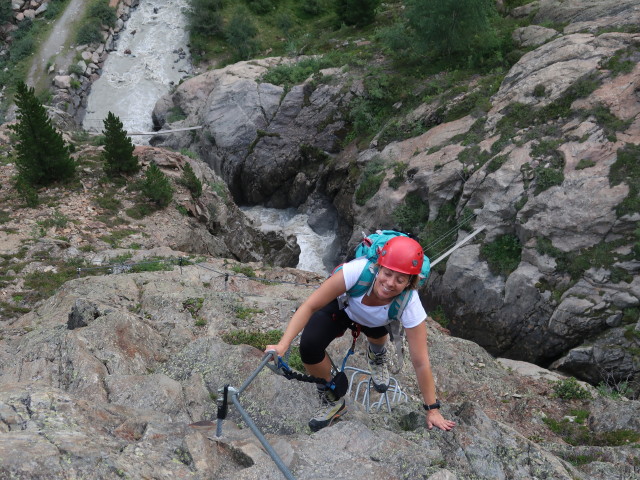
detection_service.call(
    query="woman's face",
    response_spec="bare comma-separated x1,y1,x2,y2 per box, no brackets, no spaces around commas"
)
373,266,411,300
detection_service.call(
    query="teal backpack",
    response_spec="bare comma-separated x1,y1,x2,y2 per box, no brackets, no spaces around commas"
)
334,230,431,372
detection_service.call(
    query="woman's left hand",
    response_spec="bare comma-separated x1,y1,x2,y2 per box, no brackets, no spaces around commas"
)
426,410,456,431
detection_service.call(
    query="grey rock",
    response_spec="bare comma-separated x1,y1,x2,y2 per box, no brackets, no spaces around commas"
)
67,298,100,329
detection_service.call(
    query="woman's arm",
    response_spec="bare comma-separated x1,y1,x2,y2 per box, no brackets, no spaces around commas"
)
265,270,348,357
405,321,456,431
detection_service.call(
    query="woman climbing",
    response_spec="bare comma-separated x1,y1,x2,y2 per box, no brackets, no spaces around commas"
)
265,235,456,432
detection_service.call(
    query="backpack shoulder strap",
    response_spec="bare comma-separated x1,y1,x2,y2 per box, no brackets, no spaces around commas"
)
346,260,377,298
388,290,413,322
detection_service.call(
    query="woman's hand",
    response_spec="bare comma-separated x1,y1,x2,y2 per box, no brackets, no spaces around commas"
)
426,410,456,431
264,342,289,358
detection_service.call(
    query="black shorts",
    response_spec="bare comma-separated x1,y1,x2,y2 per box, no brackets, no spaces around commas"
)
299,299,389,365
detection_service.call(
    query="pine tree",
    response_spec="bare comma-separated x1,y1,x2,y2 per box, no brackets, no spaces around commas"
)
178,162,202,198
9,82,75,189
142,163,173,208
102,111,139,175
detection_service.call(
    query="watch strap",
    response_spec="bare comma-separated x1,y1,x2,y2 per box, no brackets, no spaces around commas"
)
423,400,441,411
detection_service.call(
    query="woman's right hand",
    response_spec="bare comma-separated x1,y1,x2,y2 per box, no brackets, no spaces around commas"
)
264,342,289,358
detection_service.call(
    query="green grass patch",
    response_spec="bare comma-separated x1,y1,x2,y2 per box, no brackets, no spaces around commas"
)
231,264,256,277
430,305,449,328
125,203,158,219
393,191,429,236
355,156,386,205
233,304,265,320
222,329,283,350
95,195,122,212
480,234,522,277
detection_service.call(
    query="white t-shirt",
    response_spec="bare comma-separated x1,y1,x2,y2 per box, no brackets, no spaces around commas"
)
340,257,426,329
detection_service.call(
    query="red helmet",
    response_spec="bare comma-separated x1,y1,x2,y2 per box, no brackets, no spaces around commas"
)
378,236,424,275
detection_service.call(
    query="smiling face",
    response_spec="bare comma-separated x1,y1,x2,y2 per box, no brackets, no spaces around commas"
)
372,266,411,301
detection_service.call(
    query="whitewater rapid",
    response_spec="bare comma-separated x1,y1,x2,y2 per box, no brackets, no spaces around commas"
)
82,0,192,140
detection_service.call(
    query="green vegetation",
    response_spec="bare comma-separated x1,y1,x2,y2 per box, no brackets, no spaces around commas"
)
141,164,174,208
75,0,116,45
9,83,75,206
552,377,592,400
102,112,140,176
335,0,380,27
388,162,408,189
575,159,595,170
178,162,203,198
480,234,522,277
167,106,188,123
233,304,265,319
536,235,637,285
600,47,637,77
224,7,260,60
99,228,137,247
355,156,386,205
231,264,256,277
222,329,283,350
430,305,449,328
393,191,429,236
221,328,305,370
609,143,640,218
261,56,334,90
543,414,639,447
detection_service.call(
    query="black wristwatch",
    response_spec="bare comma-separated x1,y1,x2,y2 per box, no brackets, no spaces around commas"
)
423,400,441,411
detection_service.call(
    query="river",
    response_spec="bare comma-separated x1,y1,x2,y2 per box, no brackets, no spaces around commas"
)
82,0,333,273
82,0,192,138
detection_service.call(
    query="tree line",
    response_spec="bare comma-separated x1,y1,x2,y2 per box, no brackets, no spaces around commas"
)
7,83,201,210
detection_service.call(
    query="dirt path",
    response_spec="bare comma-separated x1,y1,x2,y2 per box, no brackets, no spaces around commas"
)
27,0,87,90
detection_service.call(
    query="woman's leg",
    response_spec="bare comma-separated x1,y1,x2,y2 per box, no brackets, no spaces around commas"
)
299,300,349,382
362,325,391,392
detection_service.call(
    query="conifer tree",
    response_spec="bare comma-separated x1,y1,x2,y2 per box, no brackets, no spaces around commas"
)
9,82,75,190
102,111,139,175
178,162,202,198
142,163,173,208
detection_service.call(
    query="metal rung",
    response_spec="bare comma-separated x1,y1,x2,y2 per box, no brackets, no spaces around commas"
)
344,366,408,413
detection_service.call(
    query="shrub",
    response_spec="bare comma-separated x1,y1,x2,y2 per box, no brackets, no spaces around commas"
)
188,0,225,38
76,20,103,45
246,0,277,14
88,0,116,27
178,162,202,198
141,163,173,207
10,35,35,61
480,234,522,277
393,191,429,235
166,106,187,123
68,64,84,76
552,377,592,400
225,8,259,60
610,143,640,217
534,166,564,194
355,158,386,206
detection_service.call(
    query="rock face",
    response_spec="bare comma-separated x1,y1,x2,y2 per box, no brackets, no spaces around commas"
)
150,58,352,208
148,0,640,391
0,266,637,479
